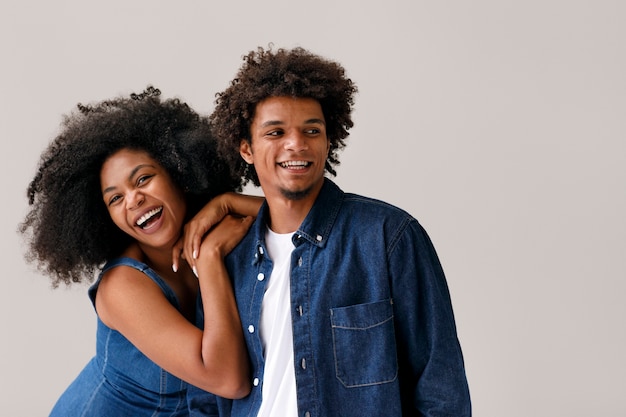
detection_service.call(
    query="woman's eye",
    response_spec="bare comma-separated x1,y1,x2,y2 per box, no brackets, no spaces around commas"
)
108,195,121,206
137,174,153,185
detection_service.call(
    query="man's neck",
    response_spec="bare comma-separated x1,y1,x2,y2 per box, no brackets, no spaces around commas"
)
266,197,313,234
262,179,325,234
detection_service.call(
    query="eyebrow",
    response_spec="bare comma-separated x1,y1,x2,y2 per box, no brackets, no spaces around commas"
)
259,118,326,128
102,164,155,195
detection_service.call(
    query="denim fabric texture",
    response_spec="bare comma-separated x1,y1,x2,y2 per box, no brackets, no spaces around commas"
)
49,258,189,417
188,179,471,417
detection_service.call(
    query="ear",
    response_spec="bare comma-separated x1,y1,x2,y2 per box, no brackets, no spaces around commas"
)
239,139,254,164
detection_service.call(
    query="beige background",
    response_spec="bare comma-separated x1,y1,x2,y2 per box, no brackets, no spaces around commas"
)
2,1,625,416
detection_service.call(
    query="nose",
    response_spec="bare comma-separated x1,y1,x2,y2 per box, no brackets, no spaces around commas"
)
284,131,308,152
125,190,145,210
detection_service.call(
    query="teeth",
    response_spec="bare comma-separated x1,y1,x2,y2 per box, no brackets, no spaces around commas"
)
280,161,309,168
136,207,163,227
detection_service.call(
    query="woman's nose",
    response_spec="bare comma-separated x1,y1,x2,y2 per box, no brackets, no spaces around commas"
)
125,190,145,209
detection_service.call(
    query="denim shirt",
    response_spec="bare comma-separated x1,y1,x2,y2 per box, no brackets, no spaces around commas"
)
188,178,471,417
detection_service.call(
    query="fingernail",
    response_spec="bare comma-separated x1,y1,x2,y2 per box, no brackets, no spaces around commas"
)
193,250,198,260
192,266,198,277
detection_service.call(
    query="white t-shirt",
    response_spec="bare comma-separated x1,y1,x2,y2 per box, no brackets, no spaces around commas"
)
256,227,298,417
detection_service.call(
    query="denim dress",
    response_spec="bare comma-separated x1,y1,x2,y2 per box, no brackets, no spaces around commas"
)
49,257,190,417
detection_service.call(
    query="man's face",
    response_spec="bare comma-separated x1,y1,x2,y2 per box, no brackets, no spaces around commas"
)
241,96,330,203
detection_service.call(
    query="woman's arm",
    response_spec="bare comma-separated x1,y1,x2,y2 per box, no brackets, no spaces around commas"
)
172,192,264,273
96,215,254,398
193,214,253,395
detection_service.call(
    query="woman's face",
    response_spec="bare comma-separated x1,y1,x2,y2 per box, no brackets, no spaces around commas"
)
100,148,186,251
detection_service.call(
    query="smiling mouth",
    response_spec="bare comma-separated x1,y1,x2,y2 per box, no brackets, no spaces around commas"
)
279,161,310,169
136,207,163,228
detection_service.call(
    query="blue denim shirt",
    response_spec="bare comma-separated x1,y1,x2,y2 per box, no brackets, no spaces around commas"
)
188,178,471,417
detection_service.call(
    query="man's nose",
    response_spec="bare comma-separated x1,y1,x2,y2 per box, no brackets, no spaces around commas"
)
284,131,308,151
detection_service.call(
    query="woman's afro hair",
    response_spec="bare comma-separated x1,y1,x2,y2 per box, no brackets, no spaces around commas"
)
19,86,242,287
209,45,358,186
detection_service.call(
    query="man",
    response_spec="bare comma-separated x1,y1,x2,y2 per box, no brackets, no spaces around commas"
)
186,46,471,416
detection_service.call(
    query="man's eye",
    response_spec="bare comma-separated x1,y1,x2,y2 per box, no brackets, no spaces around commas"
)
266,130,283,137
305,128,320,134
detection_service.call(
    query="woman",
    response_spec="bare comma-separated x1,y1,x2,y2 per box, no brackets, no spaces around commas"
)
19,87,258,416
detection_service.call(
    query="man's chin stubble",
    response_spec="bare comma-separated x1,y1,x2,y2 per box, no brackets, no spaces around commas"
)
280,186,313,201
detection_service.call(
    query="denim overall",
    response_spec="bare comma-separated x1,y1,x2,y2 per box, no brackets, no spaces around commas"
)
49,258,189,416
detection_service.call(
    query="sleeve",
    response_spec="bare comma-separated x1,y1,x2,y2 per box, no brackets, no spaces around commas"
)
389,218,472,416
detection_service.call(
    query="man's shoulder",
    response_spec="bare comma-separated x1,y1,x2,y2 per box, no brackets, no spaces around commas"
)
318,179,416,224
224,218,262,265
341,192,414,220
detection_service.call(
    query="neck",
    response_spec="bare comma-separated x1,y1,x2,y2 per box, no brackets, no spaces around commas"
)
266,198,312,233
129,242,194,282
263,178,324,234
130,242,173,274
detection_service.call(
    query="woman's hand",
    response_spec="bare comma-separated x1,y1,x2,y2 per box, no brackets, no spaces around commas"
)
196,214,254,264
172,193,263,273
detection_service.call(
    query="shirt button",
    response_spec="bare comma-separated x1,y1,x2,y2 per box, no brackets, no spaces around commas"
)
248,325,255,333
304,412,311,417
253,378,259,386
297,305,303,316
316,234,322,242
259,247,264,255
301,358,306,369
297,257,303,266
257,273,265,281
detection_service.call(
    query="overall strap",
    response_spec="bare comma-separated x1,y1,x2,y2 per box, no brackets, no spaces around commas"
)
88,257,181,310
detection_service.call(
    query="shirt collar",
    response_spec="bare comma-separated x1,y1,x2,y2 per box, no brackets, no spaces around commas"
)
253,178,344,249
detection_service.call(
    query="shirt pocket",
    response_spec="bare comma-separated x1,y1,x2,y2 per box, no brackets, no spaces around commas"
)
330,299,398,388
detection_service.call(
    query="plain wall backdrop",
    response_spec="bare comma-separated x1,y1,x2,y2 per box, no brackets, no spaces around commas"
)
2,1,624,416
